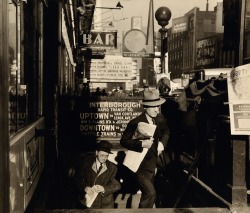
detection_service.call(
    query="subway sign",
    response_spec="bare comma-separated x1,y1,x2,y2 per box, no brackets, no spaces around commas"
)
78,100,143,140
80,31,117,49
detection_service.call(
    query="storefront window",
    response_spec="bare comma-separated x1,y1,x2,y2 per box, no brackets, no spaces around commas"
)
9,0,44,135
9,0,26,134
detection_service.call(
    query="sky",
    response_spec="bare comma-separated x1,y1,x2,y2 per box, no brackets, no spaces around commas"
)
94,0,223,34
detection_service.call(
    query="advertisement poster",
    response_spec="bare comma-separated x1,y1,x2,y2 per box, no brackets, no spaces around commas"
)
227,64,250,135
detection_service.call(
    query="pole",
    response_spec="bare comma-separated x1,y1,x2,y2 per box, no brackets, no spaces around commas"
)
239,0,246,65
160,27,167,73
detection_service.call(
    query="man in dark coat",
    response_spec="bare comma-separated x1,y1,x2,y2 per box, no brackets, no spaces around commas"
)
120,88,170,208
74,140,121,208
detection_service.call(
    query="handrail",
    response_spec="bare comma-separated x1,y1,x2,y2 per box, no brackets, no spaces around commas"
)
10,117,45,146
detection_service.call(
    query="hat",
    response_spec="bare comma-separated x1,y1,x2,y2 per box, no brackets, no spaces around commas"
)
140,88,166,106
96,140,113,154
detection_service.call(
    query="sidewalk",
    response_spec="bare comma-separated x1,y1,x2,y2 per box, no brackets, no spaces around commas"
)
46,208,231,213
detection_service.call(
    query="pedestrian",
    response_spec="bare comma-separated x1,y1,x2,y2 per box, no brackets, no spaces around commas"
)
81,84,90,97
120,88,170,208
93,87,102,96
101,89,108,96
117,86,126,98
74,140,121,209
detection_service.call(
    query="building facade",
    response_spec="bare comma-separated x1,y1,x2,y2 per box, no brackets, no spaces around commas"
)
168,3,224,79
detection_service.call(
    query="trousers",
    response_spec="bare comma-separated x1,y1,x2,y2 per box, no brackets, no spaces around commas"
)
135,171,156,208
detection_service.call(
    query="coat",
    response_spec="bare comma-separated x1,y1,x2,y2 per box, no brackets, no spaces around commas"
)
120,112,170,175
74,153,121,209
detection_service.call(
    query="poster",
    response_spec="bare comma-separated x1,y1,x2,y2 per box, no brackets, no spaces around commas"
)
227,64,250,135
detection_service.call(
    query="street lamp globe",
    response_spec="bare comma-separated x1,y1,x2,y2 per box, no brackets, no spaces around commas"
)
155,6,172,27
155,6,171,74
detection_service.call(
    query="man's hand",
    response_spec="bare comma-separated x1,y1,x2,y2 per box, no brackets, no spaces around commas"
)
141,137,154,149
157,141,164,156
85,186,95,197
93,185,105,193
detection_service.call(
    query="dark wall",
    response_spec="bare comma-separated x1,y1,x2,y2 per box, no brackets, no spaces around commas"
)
43,0,60,170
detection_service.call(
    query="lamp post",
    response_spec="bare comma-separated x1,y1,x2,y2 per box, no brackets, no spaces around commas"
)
155,7,171,74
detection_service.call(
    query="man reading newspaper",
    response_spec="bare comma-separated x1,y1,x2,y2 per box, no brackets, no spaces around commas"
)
74,140,121,208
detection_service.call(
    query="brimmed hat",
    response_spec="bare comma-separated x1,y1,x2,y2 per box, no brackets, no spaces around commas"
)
96,140,113,154
140,88,166,106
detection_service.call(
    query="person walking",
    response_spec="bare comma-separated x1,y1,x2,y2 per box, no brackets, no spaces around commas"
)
120,88,170,208
74,140,121,208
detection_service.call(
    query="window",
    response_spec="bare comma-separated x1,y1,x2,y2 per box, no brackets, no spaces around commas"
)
190,20,194,29
9,0,43,135
9,0,22,134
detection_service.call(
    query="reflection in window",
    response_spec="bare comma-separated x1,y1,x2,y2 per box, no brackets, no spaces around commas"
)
9,1,26,211
9,0,27,134
9,0,18,133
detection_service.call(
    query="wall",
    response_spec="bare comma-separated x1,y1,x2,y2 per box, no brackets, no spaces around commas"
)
10,118,45,212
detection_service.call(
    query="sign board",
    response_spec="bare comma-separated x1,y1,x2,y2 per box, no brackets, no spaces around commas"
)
79,99,143,140
80,31,117,48
122,29,154,58
196,36,217,68
131,16,142,30
87,58,134,81
227,64,250,135
172,16,188,34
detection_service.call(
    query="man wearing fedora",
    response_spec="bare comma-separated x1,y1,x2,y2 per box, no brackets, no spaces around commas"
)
120,88,170,208
74,140,121,208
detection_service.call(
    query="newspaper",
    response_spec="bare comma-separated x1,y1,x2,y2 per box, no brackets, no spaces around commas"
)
85,190,98,208
227,64,250,135
123,122,156,172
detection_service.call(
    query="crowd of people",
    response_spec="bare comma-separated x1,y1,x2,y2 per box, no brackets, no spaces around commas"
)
74,84,143,98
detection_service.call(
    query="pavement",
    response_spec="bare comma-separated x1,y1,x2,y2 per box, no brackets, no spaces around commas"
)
45,208,231,213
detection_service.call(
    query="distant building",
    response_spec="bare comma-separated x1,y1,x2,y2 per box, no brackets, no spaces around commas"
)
167,3,224,79
168,30,185,79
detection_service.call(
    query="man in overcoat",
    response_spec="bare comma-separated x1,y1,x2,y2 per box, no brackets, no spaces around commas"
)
74,140,121,208
120,88,170,208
